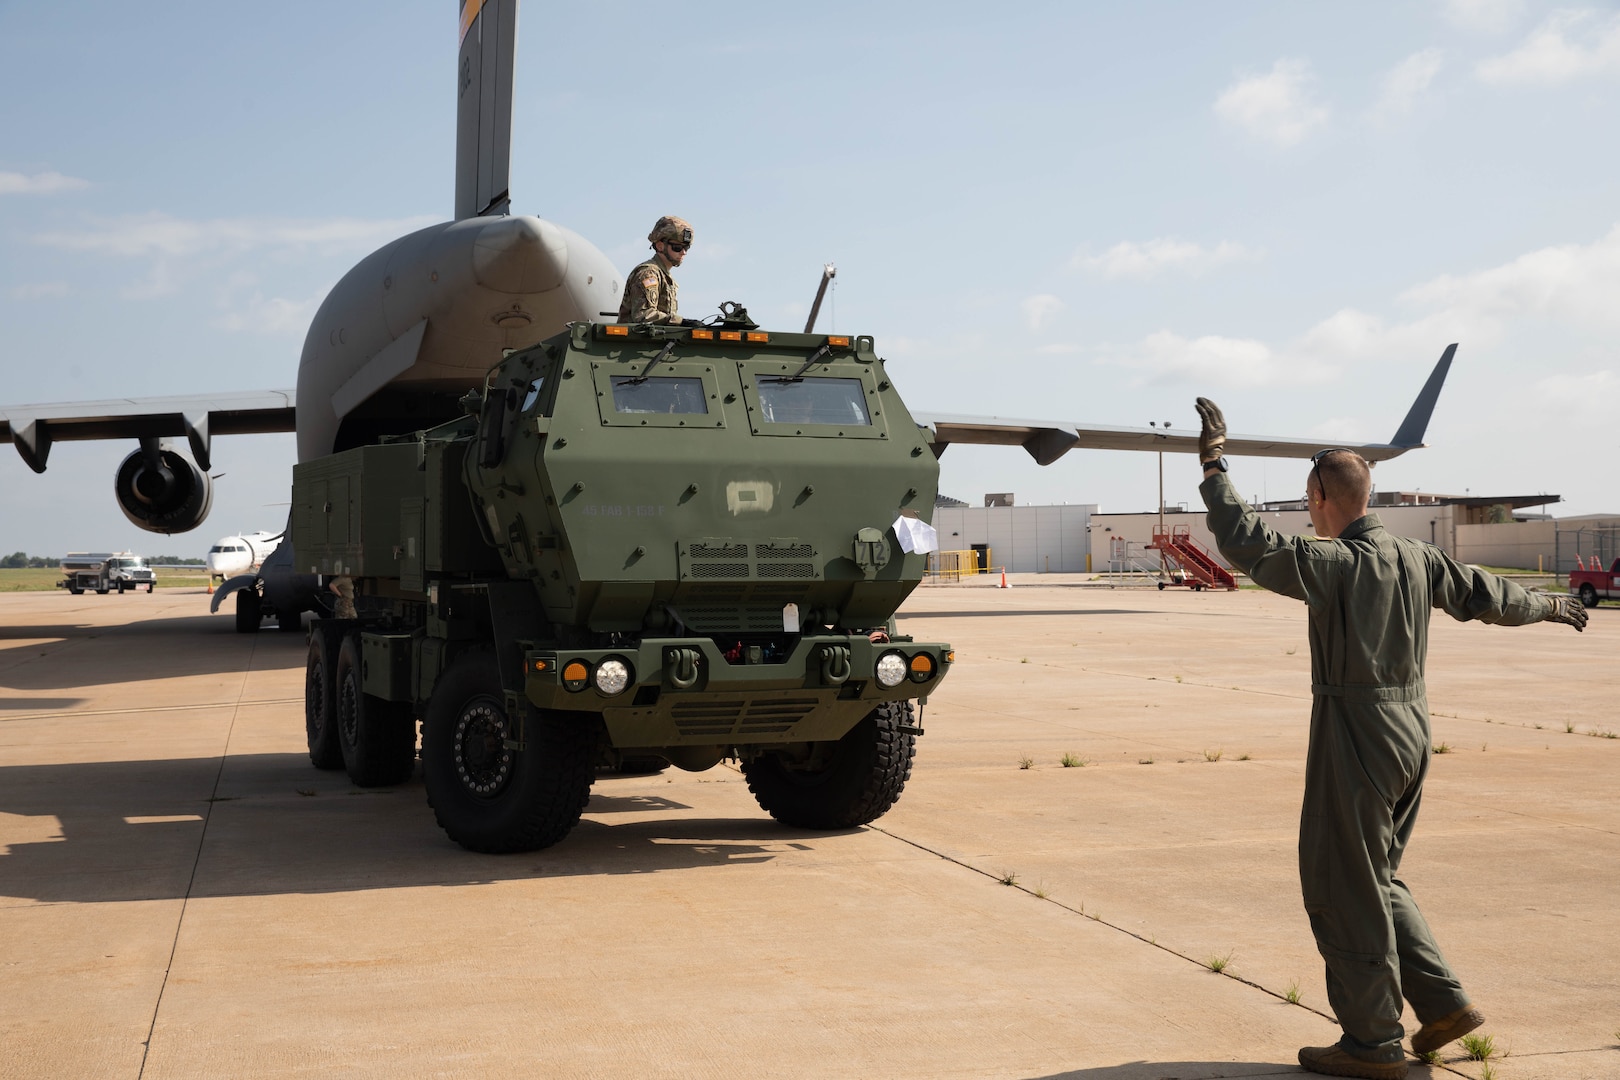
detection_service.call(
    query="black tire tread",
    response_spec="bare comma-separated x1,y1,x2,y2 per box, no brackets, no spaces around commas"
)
742,700,917,829
336,634,417,787
423,655,597,853
304,626,344,770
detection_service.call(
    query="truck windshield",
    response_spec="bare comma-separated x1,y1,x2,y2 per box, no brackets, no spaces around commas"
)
609,376,708,415
754,376,871,427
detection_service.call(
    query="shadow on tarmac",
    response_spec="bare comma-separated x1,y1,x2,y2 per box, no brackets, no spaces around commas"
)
0,612,304,691
910,609,1155,619
0,752,821,904
1029,1064,1442,1079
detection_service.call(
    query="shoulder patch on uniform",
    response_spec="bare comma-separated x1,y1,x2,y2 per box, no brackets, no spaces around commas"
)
639,271,659,288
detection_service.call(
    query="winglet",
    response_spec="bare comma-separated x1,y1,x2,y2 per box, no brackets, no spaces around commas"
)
1388,344,1456,448
455,0,517,220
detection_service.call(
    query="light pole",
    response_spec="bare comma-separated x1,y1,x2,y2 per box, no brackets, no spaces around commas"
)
1150,420,1172,576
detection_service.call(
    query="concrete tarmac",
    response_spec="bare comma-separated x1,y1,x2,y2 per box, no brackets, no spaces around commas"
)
1,582,1615,1079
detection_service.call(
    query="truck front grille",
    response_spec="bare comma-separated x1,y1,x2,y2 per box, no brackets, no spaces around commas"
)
670,698,820,737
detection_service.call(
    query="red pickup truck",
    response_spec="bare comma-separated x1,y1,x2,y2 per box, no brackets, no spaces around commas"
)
1570,556,1619,608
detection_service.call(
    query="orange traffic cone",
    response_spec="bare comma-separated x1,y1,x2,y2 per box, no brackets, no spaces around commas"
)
206,580,214,594
999,570,1008,589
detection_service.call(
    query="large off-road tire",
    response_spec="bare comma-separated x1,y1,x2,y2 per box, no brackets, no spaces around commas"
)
304,625,344,770
68,584,82,595
95,587,109,595
1579,584,1599,609
334,633,417,787
235,589,262,633
422,654,597,853
742,700,918,829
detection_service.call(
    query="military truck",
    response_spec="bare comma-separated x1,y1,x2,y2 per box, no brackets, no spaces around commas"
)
290,309,952,853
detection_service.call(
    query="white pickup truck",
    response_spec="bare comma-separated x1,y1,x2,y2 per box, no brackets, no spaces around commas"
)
58,552,156,595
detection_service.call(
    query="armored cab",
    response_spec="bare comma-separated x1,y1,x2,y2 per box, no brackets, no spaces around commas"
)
291,309,952,852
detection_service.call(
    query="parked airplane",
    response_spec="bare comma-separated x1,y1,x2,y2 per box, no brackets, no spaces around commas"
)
0,0,1455,633
204,532,283,582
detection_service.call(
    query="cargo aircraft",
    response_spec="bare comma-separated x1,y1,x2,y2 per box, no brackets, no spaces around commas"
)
0,0,1454,629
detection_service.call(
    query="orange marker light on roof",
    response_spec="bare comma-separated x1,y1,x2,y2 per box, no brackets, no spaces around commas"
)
604,324,629,337
719,330,742,342
690,329,714,341
827,336,850,347
745,331,769,343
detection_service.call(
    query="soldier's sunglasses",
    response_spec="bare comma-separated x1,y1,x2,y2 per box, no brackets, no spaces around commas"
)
1309,447,1353,502
665,242,689,253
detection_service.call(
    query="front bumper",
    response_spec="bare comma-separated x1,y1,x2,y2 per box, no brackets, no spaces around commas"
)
523,635,951,748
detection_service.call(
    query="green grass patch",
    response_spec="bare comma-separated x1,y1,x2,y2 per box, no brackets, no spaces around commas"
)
1433,742,1453,754
1060,753,1089,768
1460,1032,1495,1060
1206,951,1233,974
0,567,214,592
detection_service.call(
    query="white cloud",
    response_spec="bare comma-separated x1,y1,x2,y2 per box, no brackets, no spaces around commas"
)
34,212,437,258
1035,343,1083,356
1399,223,1620,330
215,292,322,336
1476,9,1620,84
1072,238,1258,279
8,282,71,300
1020,293,1064,331
0,171,90,196
1373,49,1445,117
1213,59,1330,146
1533,370,1617,420
1441,0,1527,34
1097,330,1337,389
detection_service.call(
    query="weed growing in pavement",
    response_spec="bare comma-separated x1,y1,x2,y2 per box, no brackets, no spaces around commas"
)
1203,748,1223,762
1285,647,1296,655
1018,755,1034,770
1020,657,1029,664
998,871,1018,887
1033,882,1049,899
1284,980,1301,1005
296,789,317,797
1535,723,1543,730
1174,674,1183,683
1460,1033,1495,1060
1479,1064,1496,1080
1418,1050,1440,1065
1565,721,1576,733
1206,951,1233,974
1060,753,1089,768
1433,742,1453,754
1481,743,1488,752
1139,758,1154,765
1588,728,1618,739
1237,753,1252,761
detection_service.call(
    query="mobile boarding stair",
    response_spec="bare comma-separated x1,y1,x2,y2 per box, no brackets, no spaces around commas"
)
1149,525,1237,592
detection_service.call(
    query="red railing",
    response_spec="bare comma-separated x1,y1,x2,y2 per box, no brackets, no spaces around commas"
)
1149,525,1237,591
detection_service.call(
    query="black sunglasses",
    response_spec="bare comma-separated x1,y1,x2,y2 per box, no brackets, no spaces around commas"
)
1309,447,1353,503
665,242,688,253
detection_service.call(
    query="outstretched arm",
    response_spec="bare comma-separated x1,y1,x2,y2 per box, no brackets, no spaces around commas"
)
1427,544,1586,630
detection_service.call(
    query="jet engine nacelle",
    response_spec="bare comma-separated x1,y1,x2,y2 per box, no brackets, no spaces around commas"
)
115,445,214,534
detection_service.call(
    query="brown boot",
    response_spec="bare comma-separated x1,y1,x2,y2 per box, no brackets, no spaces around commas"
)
1297,1044,1409,1079
1410,1005,1485,1056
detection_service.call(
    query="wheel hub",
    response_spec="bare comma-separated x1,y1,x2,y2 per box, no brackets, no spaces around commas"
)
454,700,513,796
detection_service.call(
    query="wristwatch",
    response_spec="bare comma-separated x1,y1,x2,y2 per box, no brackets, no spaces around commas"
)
1202,457,1228,472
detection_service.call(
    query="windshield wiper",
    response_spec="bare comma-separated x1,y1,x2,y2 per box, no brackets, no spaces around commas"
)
765,343,831,383
624,340,677,385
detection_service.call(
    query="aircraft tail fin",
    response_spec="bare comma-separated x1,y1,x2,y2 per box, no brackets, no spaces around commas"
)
1388,343,1456,448
455,0,518,220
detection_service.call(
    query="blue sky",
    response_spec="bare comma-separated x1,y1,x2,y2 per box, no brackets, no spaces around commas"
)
2,0,1617,556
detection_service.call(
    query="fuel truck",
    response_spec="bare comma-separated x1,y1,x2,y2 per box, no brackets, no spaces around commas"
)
291,308,952,852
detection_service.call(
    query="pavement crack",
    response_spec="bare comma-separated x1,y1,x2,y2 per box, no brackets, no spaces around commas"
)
867,824,1339,1026
136,630,259,1078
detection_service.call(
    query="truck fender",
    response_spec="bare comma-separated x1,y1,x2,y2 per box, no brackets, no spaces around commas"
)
211,573,259,614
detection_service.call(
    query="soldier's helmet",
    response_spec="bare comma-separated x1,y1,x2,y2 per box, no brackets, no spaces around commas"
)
649,216,694,246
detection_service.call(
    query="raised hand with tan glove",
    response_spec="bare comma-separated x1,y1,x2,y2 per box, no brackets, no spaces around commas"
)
1195,397,1227,465
1545,593,1589,632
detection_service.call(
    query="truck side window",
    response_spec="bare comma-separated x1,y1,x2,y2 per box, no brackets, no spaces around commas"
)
609,376,709,415
521,377,545,414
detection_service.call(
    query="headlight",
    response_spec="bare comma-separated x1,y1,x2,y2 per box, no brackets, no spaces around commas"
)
594,658,631,696
909,653,935,682
875,651,908,688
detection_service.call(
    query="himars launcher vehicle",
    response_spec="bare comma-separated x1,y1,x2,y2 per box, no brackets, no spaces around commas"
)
291,310,952,852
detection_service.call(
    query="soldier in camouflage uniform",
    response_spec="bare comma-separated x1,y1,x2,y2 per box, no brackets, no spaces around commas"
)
1193,398,1586,1079
618,215,692,324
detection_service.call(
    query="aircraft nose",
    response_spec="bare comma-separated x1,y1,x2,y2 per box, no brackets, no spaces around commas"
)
472,215,569,294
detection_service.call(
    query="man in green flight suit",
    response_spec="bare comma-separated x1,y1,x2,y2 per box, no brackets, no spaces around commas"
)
1193,397,1587,1079
618,215,692,324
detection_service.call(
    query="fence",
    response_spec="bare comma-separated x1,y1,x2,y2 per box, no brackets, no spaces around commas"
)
925,549,992,583
1553,525,1620,574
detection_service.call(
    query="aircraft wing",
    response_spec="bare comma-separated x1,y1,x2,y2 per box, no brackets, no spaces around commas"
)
0,389,296,473
913,344,1456,467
